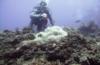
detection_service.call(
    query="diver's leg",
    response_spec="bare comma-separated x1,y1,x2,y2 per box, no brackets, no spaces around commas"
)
37,24,43,32
42,20,48,31
36,19,47,32
30,20,36,32
42,24,47,31
30,20,33,30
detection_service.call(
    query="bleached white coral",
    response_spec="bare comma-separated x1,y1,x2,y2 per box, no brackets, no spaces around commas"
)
33,26,68,44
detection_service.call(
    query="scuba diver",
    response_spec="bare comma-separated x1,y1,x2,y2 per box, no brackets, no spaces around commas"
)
30,1,54,32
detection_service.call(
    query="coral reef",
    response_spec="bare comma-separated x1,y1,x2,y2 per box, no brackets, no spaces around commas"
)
33,26,68,44
78,21,100,37
0,26,100,65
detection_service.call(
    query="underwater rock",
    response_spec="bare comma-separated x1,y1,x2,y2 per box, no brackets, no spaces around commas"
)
78,21,100,37
22,27,32,34
0,26,100,65
33,26,68,44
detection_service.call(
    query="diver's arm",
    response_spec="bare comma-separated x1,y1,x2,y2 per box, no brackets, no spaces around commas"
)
47,10,54,26
30,11,41,18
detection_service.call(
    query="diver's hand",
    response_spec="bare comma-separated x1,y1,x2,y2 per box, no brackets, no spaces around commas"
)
51,23,54,26
51,20,55,26
41,13,47,18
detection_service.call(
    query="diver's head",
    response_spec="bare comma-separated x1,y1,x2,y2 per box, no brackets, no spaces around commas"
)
40,1,47,7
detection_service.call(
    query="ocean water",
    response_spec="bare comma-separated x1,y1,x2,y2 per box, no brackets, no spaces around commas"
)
0,0,100,31
0,1,100,65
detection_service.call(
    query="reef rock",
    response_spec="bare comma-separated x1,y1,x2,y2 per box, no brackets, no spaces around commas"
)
33,26,68,44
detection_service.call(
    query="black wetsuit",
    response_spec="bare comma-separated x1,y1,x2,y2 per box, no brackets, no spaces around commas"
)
30,6,53,32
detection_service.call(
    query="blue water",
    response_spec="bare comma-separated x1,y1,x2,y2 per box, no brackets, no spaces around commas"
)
0,0,100,31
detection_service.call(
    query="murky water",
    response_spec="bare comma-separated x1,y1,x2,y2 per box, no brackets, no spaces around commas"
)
0,0,100,30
